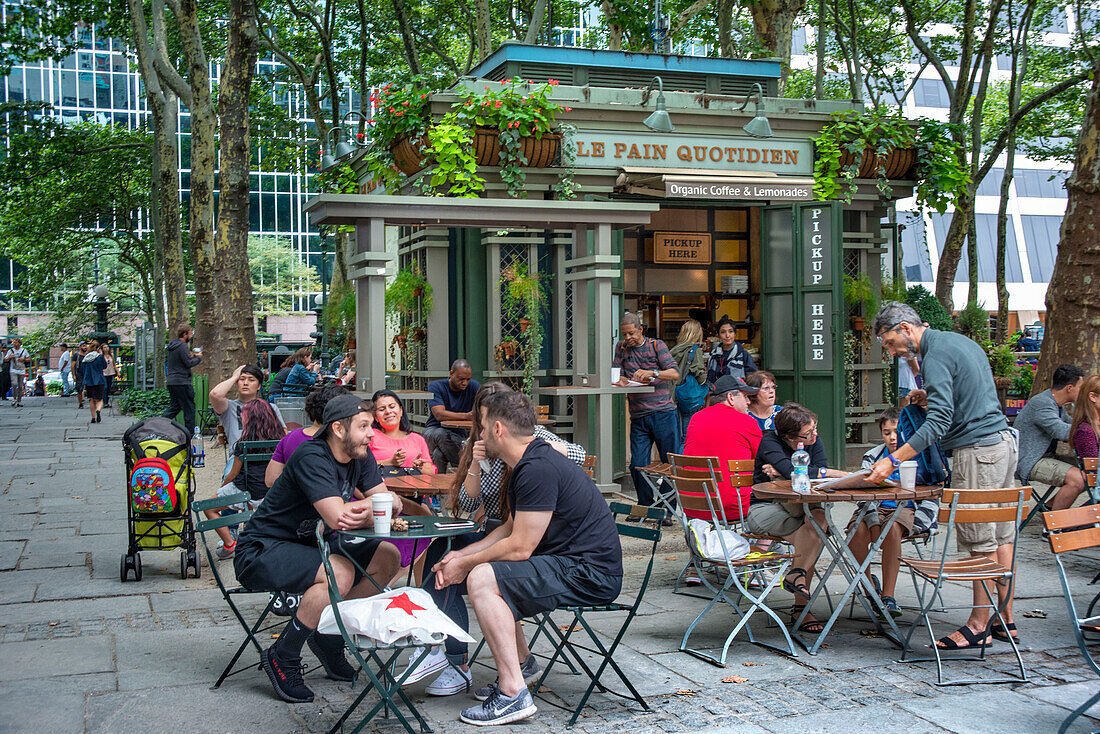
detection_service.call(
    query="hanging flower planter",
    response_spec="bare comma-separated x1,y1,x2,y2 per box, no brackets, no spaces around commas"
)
473,127,561,168
838,147,918,179
519,317,531,333
390,135,430,175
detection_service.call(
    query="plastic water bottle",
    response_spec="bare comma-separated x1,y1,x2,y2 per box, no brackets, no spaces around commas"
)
791,442,811,493
191,427,205,468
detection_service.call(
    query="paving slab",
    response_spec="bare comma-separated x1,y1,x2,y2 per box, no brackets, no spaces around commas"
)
759,704,948,733
85,684,303,733
1021,680,1100,718
898,688,1098,734
0,540,25,571
0,636,114,681
0,594,151,625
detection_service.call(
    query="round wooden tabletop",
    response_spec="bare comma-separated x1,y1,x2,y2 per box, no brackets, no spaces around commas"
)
751,479,942,504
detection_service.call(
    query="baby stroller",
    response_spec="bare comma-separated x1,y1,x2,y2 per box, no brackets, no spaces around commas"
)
120,416,199,581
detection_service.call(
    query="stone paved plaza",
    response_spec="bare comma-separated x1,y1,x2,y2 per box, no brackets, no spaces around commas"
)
2,398,1099,733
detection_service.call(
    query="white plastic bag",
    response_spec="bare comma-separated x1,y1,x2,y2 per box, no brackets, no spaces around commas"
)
317,587,477,645
687,518,750,562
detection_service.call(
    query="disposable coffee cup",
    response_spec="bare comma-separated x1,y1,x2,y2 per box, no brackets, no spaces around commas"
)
611,367,621,383
899,461,918,490
371,493,394,536
478,459,491,475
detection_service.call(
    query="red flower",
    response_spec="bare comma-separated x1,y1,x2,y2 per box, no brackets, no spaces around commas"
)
421,93,429,99
548,79,559,85
389,107,396,113
494,101,502,108
357,132,364,138
401,101,409,105
396,110,404,116
528,79,534,84
564,106,573,112
485,85,491,90
367,118,374,124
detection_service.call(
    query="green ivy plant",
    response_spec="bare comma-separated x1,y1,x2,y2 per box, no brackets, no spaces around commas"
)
425,114,484,197
813,108,970,212
500,262,551,395
553,123,579,200
384,266,434,355
843,272,878,315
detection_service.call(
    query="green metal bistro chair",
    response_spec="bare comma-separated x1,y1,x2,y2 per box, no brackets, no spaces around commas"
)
1042,504,1100,734
526,503,667,727
899,486,1031,686
238,439,280,478
315,522,433,734
191,491,284,688
668,454,797,663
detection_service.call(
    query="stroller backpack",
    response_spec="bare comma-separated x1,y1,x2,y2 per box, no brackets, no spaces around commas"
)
124,417,190,514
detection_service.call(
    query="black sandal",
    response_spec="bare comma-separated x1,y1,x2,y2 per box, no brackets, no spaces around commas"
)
791,606,825,634
781,568,812,598
990,621,1019,643
935,625,989,650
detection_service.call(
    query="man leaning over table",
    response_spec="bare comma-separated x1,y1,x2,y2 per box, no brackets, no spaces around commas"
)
867,301,1020,649
432,390,622,726
612,312,680,510
233,393,402,704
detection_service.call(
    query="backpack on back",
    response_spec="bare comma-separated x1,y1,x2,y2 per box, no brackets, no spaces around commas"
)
897,404,950,485
674,345,708,414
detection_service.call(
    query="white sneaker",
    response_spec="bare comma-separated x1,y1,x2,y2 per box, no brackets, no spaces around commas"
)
425,664,472,696
400,646,448,687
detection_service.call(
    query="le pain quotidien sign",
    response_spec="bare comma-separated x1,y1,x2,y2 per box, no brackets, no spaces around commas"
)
573,131,814,176
653,232,712,264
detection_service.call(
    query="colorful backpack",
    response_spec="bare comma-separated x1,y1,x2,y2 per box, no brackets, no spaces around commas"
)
124,417,191,514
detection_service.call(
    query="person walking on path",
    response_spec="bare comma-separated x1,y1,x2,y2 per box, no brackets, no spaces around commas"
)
58,343,72,396
100,343,117,408
612,312,680,507
81,339,107,424
163,324,202,434
73,342,87,409
4,338,31,407
868,301,1020,649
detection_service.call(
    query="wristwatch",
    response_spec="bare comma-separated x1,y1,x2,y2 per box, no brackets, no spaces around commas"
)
651,369,659,380
887,452,902,468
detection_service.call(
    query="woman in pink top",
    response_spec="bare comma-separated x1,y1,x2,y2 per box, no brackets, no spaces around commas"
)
370,390,437,474
1071,374,1100,460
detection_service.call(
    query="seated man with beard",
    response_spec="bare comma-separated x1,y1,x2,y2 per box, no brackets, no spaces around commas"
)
233,394,402,704
432,391,623,726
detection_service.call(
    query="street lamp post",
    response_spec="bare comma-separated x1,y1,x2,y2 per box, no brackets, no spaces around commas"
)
313,293,330,367
90,284,118,346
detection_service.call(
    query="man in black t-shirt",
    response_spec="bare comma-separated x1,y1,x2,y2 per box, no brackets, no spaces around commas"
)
234,394,402,704
433,391,622,726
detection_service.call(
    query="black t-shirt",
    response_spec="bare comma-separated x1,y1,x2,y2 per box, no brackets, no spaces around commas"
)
507,438,623,577
232,443,271,502
239,438,384,544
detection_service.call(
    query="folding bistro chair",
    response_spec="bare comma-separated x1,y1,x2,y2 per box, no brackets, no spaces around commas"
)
1020,480,1060,531
669,454,797,663
191,491,285,688
1084,457,1099,504
581,454,597,479
899,486,1031,686
526,503,667,727
315,523,433,734
1042,504,1100,734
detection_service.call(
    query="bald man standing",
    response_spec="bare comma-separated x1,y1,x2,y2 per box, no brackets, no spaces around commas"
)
423,359,481,472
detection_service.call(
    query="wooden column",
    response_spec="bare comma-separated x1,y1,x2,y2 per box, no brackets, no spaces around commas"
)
351,217,393,394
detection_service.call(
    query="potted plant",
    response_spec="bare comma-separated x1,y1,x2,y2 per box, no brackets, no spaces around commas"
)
500,262,551,394
370,80,435,175
384,266,433,358
813,109,970,212
843,273,878,331
982,339,1018,406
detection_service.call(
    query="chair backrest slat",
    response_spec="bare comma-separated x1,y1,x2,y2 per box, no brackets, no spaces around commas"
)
943,487,1031,505
1043,505,1100,531
1047,526,1100,554
671,474,719,497
937,487,1030,524
1043,506,1100,554
676,492,716,514
669,453,721,472
727,459,755,474
582,454,597,479
941,506,1021,524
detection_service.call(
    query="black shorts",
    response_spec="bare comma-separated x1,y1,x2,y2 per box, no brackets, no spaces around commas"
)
234,534,384,594
489,556,622,621
85,384,105,400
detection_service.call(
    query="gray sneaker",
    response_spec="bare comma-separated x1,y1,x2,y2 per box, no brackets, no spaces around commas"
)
460,686,536,726
215,541,236,560
474,654,540,701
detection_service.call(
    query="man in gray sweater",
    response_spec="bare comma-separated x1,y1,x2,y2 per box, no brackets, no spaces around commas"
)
163,323,202,434
868,302,1019,649
1014,364,1086,511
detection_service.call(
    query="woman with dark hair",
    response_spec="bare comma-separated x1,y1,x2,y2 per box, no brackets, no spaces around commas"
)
745,370,782,431
204,399,286,559
284,347,318,390
266,384,349,487
743,402,845,634
100,343,117,407
369,389,435,474
401,382,587,697
705,316,757,385
1072,374,1100,460
337,349,357,386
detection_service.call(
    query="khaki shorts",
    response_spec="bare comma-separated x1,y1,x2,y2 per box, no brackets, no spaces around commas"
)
744,502,817,538
848,506,916,537
1029,456,1074,488
951,434,1018,554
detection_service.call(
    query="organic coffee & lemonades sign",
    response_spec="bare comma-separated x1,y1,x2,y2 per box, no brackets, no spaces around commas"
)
574,131,813,175
653,232,712,264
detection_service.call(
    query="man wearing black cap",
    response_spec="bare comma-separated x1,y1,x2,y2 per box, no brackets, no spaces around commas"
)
233,393,402,704
682,375,763,523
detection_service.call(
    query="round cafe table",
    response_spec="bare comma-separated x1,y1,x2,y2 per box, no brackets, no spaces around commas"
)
752,479,942,655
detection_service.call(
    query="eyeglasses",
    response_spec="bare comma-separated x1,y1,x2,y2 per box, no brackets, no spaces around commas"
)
875,323,903,345
795,426,818,441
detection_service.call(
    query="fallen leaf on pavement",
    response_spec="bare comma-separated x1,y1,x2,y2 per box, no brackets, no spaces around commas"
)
859,628,883,638
1023,610,1046,619
742,661,763,667
722,676,748,684
558,624,580,632
664,556,679,561
674,689,697,697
